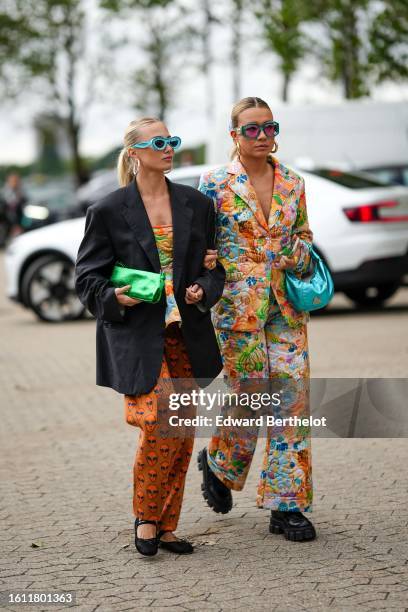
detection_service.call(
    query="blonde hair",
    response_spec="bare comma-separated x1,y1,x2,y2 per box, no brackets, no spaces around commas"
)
117,117,161,187
230,96,272,160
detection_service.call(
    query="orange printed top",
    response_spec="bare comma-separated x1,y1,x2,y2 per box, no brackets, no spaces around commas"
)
152,225,182,327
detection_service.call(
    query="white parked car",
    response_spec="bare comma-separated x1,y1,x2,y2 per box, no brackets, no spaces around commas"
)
4,164,408,322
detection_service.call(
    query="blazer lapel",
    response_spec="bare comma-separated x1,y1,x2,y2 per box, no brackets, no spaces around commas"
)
121,180,161,272
268,158,297,229
120,178,193,292
167,178,193,295
227,158,269,231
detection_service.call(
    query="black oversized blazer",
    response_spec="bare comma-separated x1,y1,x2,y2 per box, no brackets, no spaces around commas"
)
74,177,225,396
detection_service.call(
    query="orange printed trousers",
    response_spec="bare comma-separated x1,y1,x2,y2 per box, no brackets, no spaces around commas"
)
124,323,194,532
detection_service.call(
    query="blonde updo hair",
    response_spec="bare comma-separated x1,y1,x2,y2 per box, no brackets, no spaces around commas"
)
117,117,161,186
230,96,275,160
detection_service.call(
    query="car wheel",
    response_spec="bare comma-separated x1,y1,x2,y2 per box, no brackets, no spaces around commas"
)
21,254,85,322
344,282,400,308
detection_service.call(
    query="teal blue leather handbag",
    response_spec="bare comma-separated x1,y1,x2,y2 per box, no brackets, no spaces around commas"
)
285,245,334,312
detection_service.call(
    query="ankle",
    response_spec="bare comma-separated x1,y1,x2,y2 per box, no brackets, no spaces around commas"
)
137,522,157,539
160,531,178,542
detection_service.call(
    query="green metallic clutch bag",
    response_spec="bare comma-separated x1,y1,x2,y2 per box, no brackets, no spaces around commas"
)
110,263,165,304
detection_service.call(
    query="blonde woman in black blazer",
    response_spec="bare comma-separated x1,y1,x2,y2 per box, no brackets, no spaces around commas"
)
75,117,225,556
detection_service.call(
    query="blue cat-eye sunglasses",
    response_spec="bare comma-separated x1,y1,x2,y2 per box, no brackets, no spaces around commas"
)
130,135,182,151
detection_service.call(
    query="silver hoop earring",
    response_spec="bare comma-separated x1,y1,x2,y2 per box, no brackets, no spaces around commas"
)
132,158,140,176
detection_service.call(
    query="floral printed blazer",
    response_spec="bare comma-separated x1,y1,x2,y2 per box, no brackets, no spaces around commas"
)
198,155,313,331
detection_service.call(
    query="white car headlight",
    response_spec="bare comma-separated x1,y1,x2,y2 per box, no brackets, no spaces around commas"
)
23,204,50,220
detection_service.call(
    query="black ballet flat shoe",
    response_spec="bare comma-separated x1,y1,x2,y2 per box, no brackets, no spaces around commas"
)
269,510,316,542
197,447,233,514
158,531,194,554
134,518,158,556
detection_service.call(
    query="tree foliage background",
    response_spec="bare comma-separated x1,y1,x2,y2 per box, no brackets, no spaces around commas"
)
0,0,407,182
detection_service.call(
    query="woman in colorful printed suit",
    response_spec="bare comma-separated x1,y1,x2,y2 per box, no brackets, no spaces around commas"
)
197,97,316,541
75,118,225,556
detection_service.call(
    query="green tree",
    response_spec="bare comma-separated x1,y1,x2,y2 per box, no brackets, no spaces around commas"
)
254,0,311,102
368,0,408,84
0,0,104,185
0,2,33,89
100,0,195,121
308,0,371,99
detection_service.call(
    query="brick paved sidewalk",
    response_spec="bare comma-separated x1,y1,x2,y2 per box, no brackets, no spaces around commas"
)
1,261,408,611
1,414,408,612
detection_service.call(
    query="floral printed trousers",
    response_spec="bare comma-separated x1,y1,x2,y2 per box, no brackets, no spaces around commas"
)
208,294,313,512
124,323,194,531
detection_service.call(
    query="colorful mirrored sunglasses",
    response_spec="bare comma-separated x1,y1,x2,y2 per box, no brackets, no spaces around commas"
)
234,121,279,139
130,135,182,151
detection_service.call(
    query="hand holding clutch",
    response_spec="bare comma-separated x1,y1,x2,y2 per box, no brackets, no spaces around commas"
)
114,285,142,307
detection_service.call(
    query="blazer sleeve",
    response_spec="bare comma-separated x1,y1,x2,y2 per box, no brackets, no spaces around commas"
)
74,205,124,322
193,195,225,313
292,177,314,275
